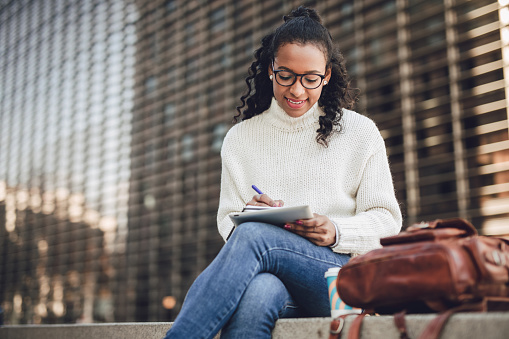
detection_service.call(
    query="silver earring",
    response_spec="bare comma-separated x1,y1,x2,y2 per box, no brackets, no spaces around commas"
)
323,80,328,85
269,75,273,80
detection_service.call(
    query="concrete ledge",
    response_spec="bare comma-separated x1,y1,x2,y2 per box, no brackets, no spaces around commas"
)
1,312,509,338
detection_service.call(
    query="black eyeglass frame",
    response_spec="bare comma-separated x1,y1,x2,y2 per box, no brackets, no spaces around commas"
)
271,62,326,89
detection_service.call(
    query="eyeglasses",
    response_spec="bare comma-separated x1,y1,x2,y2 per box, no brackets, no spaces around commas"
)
271,63,326,89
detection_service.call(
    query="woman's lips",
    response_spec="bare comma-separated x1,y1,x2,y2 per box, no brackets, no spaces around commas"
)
286,97,306,109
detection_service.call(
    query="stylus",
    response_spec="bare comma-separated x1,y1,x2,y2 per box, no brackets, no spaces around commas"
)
252,185,263,194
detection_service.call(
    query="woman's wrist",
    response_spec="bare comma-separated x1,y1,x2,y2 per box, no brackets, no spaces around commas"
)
330,220,340,248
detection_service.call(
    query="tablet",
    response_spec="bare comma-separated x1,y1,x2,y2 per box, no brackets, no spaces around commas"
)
229,205,313,227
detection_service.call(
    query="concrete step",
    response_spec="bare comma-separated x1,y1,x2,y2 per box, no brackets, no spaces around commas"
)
1,312,509,339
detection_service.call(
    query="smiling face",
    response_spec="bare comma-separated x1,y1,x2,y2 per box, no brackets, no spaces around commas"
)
269,43,331,118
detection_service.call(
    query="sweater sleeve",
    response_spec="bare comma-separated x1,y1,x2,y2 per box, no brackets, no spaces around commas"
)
216,128,246,242
331,145,402,255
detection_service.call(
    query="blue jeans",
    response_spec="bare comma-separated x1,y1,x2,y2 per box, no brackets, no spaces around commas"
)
164,222,350,339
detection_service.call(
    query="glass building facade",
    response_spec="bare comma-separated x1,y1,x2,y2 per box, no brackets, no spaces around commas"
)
1,0,508,324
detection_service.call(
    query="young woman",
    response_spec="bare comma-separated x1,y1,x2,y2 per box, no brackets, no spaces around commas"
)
165,6,402,339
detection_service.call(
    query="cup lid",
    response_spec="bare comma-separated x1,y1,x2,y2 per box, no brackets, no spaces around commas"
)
324,267,341,278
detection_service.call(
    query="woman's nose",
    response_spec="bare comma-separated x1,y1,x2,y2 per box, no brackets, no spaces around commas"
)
289,78,306,97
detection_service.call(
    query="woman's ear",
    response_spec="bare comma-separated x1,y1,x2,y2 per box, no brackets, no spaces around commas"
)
324,67,332,83
268,66,273,80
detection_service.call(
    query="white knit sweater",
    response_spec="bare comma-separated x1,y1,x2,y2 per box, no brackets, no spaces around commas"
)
217,98,402,255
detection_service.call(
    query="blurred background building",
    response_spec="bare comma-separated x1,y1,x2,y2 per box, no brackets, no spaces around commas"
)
1,0,508,324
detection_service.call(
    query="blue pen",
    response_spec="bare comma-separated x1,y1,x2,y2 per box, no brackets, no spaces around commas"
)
252,185,263,194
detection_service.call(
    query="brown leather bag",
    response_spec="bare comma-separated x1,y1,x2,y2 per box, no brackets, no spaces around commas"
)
329,218,509,339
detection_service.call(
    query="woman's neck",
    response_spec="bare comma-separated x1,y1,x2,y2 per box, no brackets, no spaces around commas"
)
264,97,320,131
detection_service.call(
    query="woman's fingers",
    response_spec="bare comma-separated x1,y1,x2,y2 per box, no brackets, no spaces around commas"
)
246,194,283,207
285,214,337,246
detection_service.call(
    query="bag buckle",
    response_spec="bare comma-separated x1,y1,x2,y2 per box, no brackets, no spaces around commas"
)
330,317,344,334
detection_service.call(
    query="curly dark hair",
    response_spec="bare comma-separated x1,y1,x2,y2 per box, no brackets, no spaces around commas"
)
234,6,358,147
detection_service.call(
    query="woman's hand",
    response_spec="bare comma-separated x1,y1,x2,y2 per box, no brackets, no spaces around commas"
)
246,194,284,208
285,213,337,247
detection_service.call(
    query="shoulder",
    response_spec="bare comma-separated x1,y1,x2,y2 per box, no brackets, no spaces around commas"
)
223,116,263,141
340,109,379,133
331,109,384,150
221,116,264,155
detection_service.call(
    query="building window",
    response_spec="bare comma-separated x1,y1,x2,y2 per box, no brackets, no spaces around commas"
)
180,134,194,161
186,58,199,83
164,103,176,126
185,22,195,46
145,76,157,95
149,33,158,59
211,7,226,33
165,0,177,12
167,138,177,161
167,66,176,88
221,43,232,68
211,123,228,153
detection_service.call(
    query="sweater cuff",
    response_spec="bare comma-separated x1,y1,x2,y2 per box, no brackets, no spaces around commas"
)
330,220,340,248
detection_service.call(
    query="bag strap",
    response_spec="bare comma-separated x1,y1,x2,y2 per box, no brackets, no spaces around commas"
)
331,300,502,339
416,308,455,339
347,313,367,339
416,302,486,339
394,310,410,339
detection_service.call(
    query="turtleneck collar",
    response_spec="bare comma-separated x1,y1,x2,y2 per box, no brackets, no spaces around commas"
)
262,97,321,131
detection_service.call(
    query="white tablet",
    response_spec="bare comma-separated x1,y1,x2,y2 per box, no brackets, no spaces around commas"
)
229,205,313,227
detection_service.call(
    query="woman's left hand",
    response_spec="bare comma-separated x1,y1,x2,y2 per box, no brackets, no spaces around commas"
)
285,213,337,247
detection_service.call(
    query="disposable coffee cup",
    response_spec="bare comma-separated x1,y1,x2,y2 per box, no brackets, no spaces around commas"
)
325,267,362,317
